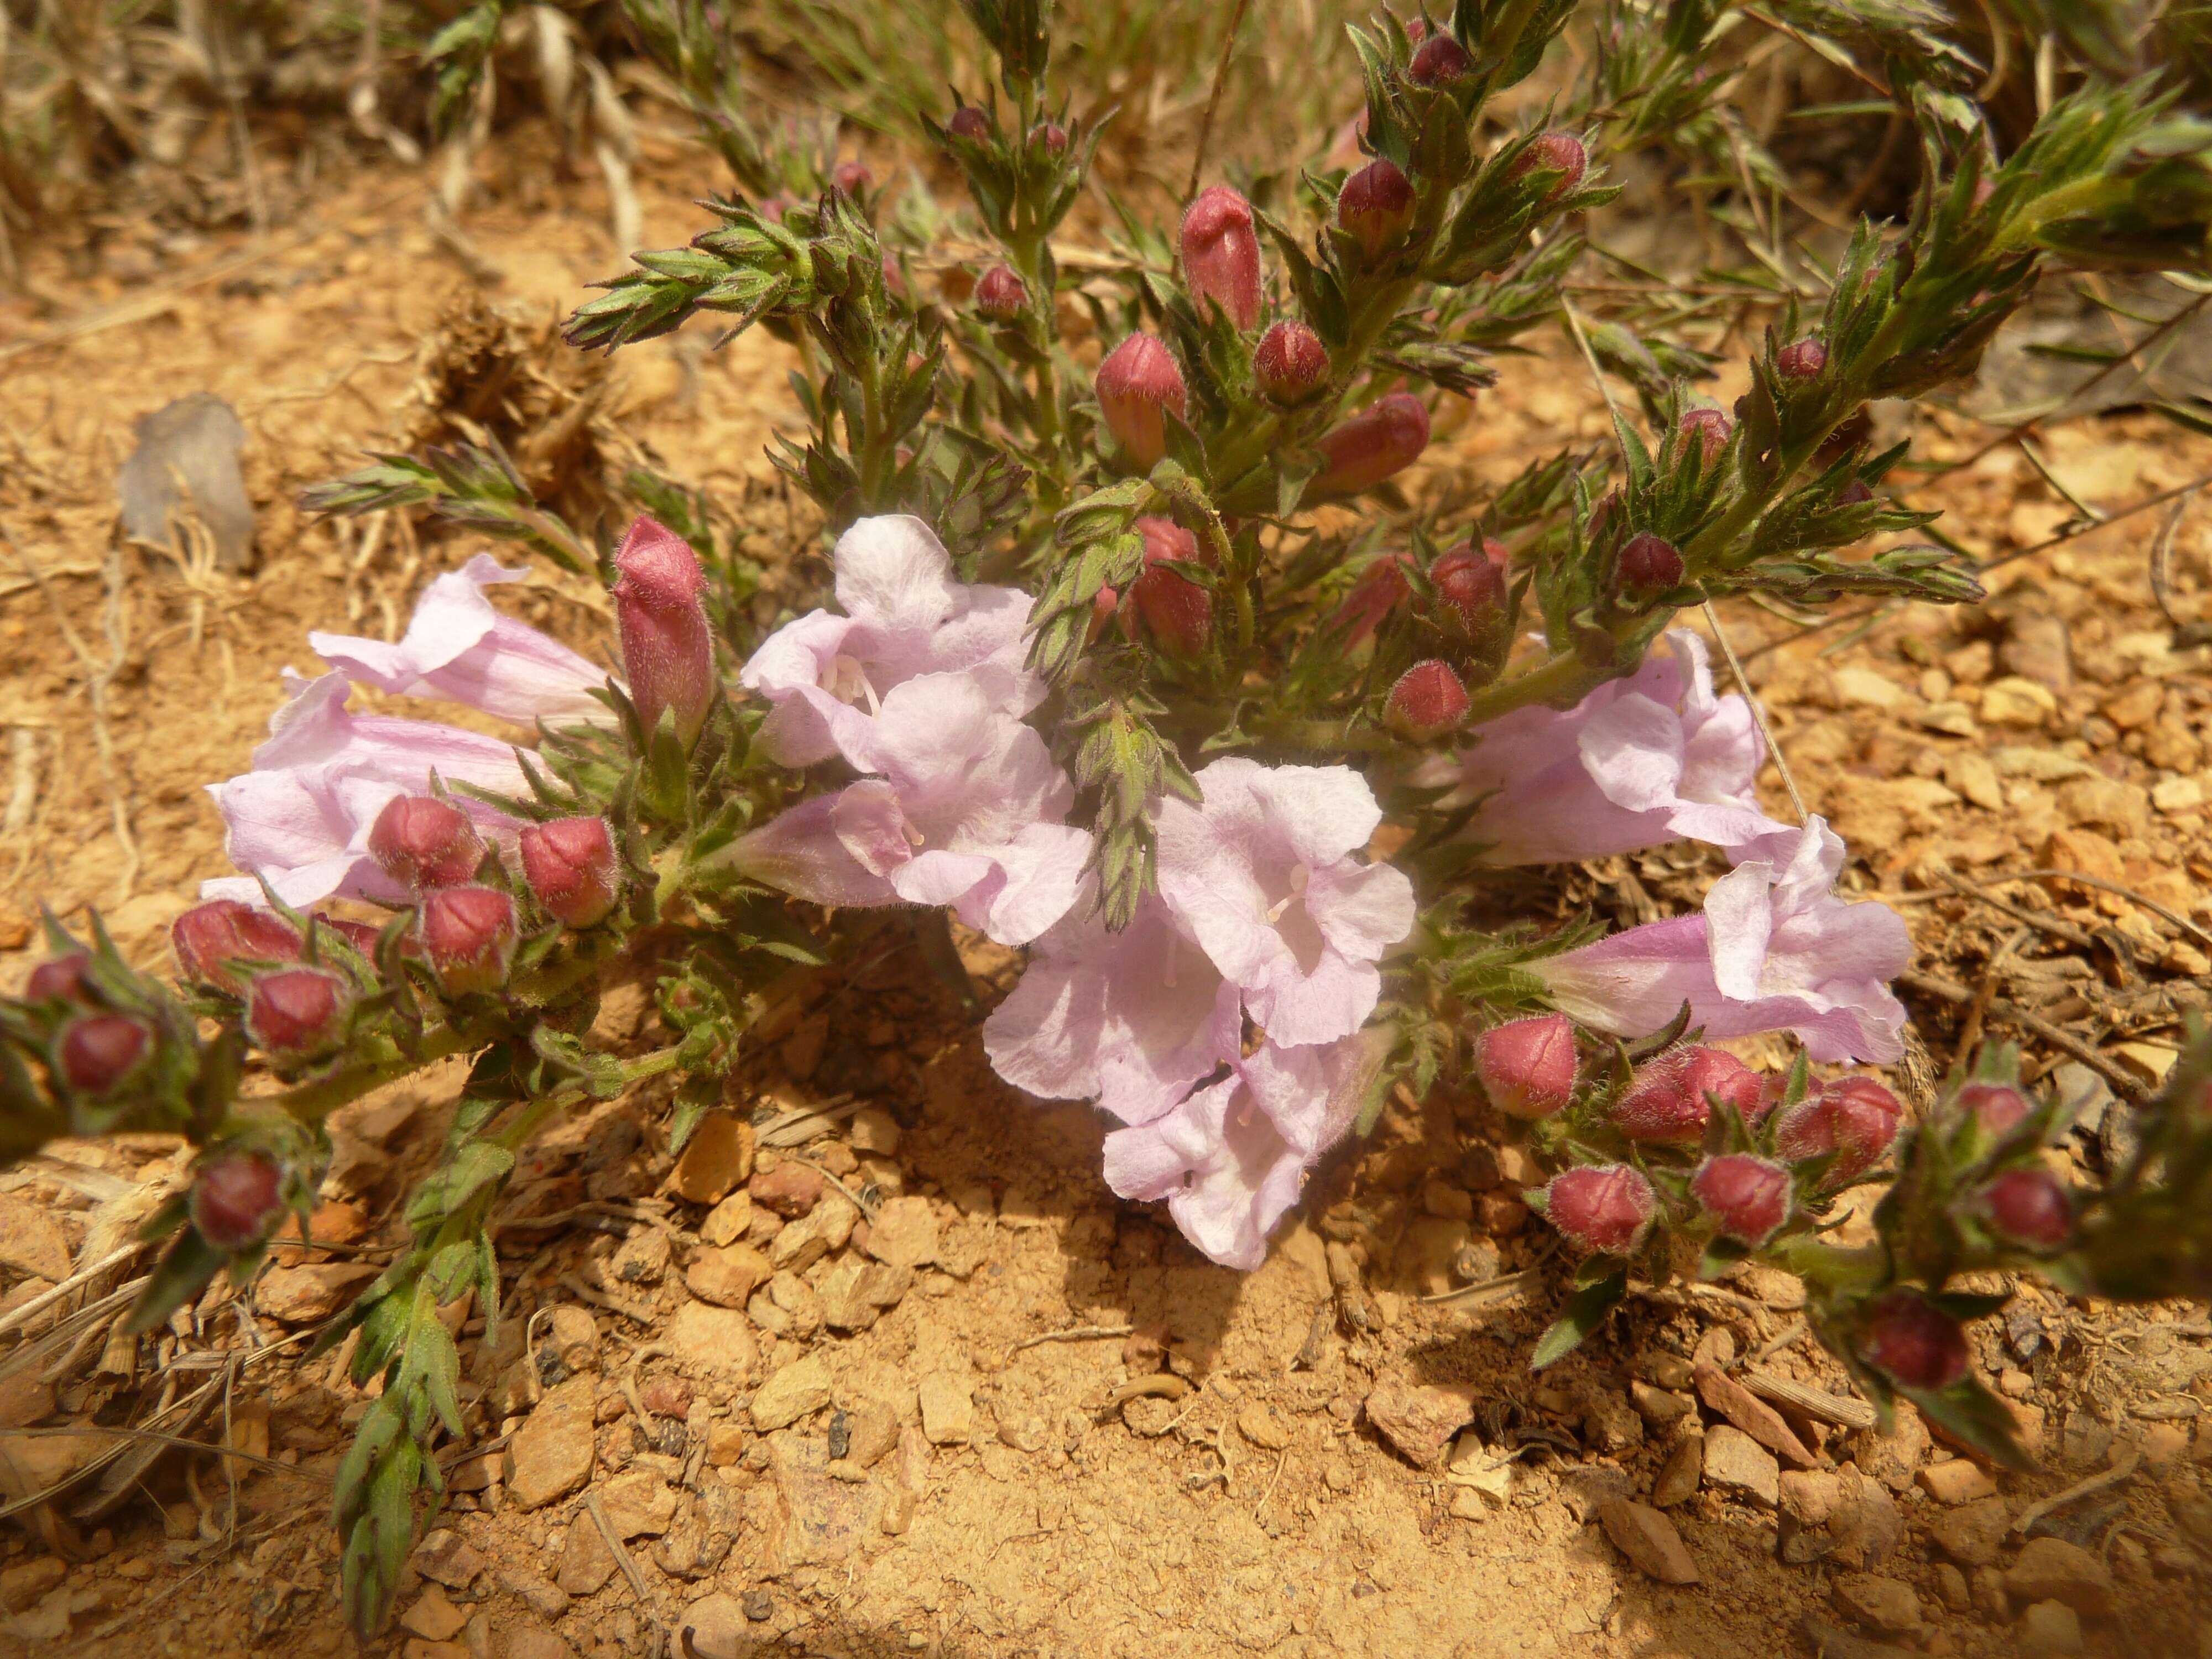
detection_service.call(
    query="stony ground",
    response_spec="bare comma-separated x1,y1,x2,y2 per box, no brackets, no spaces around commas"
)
2,119,2211,1659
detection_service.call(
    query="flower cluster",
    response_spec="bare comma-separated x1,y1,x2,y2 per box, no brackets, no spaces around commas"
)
984,759,1413,1267
729,515,1089,947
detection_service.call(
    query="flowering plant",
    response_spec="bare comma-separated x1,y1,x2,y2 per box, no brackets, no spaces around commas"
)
7,0,2212,1634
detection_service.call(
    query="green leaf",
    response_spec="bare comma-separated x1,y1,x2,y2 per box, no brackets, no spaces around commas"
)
1531,1267,1628,1370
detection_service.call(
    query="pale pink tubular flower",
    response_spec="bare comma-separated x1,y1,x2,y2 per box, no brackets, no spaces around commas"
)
1157,758,1417,1048
1100,1035,1380,1269
722,673,1089,947
739,515,1041,768
1535,818,1911,1063
982,894,1243,1127
1440,630,1790,864
307,554,611,728
202,673,526,909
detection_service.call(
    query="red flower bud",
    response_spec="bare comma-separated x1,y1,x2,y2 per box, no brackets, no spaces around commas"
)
1838,479,1875,505
1408,32,1475,86
1180,185,1263,332
1680,407,1731,465
1332,552,1414,644
1859,1290,1968,1391
190,1151,287,1252
246,967,351,1059
832,159,872,195
1095,333,1188,471
1431,542,1510,654
1029,121,1069,154
1087,586,1119,643
1957,1082,2029,1136
520,816,623,928
56,1013,151,1097
369,795,485,891
1307,392,1430,500
1386,659,1469,737
418,885,518,998
976,265,1028,320
1253,320,1331,404
1127,517,1212,659
1511,131,1588,201
1613,1046,1764,1145
1978,1167,2072,1249
1690,1153,1792,1246
613,513,717,749
1542,1164,1657,1254
1338,158,1415,262
1776,336,1827,379
25,953,92,1004
1775,1074,1902,1186
172,900,304,992
1474,1013,1578,1119
946,105,989,143
1618,531,1684,592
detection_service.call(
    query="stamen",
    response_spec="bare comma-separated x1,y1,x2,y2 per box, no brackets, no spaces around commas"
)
1264,862,1311,924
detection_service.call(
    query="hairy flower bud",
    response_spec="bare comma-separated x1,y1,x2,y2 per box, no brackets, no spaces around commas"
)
1776,336,1828,379
418,885,518,998
1690,1153,1792,1246
1978,1167,2072,1249
1408,32,1475,86
25,953,92,1004
1859,1290,1968,1390
1956,1082,2030,1136
1433,544,1506,623
946,105,989,143
1029,120,1068,154
1681,406,1731,465
1308,392,1430,500
1332,552,1413,644
1095,333,1188,471
55,1013,151,1097
1180,185,1263,331
976,264,1028,320
1474,1013,1578,1119
190,1151,286,1252
1253,320,1330,404
369,795,485,891
1775,1075,1902,1186
172,900,304,992
1338,159,1415,262
1511,131,1588,201
1541,1164,1657,1254
1618,531,1684,593
1386,659,1469,737
246,968,351,1059
832,159,871,195
613,513,717,749
1128,518,1212,659
520,816,623,928
1613,1045,1763,1144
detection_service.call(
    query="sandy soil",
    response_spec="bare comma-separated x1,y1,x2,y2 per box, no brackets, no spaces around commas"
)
2,121,2210,1659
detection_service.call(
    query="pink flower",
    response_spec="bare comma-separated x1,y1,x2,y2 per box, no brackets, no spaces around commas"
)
982,895,1243,1127
1157,759,1417,1048
1100,1036,1377,1269
725,674,1089,947
1439,630,1788,865
308,554,610,728
1535,818,1911,1063
739,515,1041,768
202,672,526,909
